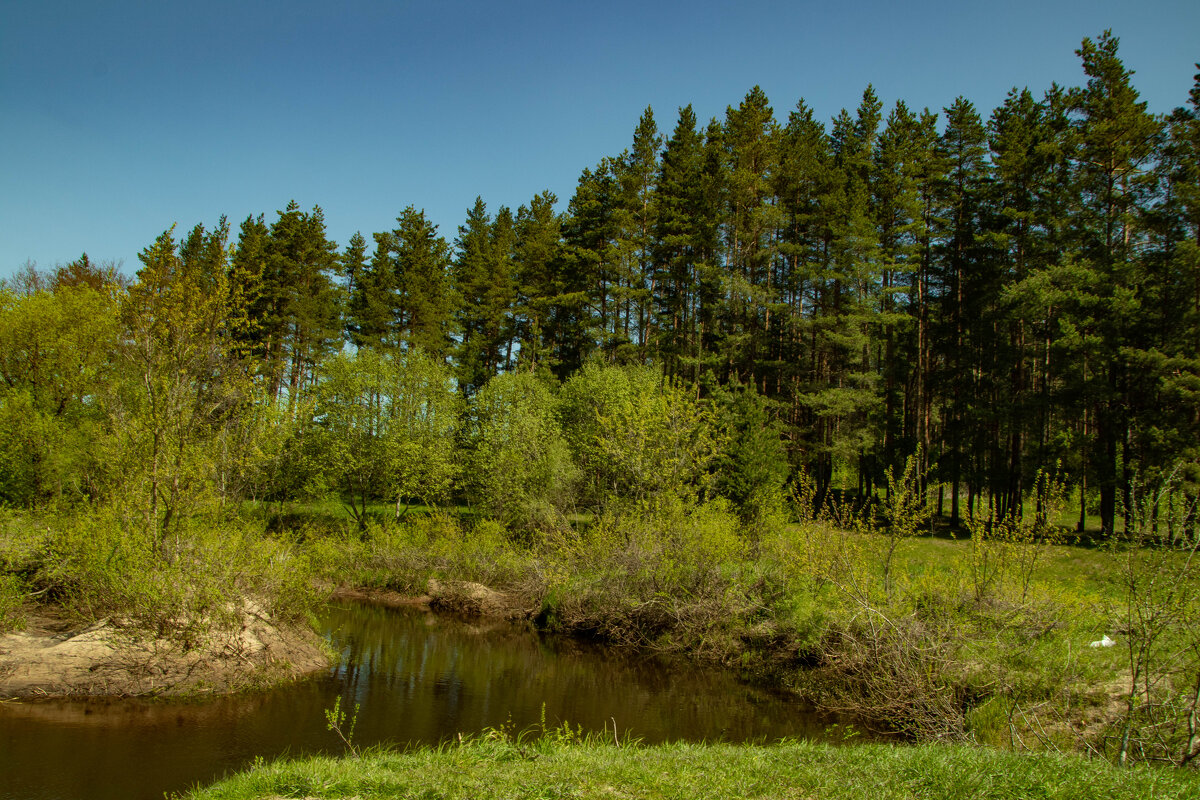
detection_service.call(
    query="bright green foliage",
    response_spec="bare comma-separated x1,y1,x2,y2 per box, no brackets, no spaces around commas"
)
111,221,255,559
0,284,118,506
559,362,721,509
543,495,750,646
34,508,316,639
467,372,578,532
308,348,460,527
1106,472,1200,766
190,738,1200,800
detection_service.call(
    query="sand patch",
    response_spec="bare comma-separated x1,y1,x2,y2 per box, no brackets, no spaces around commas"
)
0,602,329,698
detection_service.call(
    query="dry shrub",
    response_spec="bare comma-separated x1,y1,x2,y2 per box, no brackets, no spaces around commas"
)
817,609,968,741
539,498,758,652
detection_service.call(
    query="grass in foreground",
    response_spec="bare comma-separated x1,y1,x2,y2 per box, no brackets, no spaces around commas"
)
187,738,1200,800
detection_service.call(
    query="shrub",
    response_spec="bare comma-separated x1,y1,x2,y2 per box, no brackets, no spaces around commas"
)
467,372,578,534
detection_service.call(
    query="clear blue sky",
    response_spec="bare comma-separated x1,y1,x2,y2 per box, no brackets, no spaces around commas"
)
2,0,1197,280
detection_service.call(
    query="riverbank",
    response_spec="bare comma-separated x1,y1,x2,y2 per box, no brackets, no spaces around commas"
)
188,737,1200,800
302,506,1153,754
0,601,329,698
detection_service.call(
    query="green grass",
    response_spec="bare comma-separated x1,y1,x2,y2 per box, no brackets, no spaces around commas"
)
186,738,1200,800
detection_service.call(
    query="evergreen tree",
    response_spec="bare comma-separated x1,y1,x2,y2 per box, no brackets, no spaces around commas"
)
453,198,517,392
1069,31,1161,534
391,207,454,360
653,105,708,379
619,106,662,357
257,202,341,401
773,98,836,472
513,192,574,376
562,162,621,357
340,232,369,344
721,86,781,386
934,97,989,523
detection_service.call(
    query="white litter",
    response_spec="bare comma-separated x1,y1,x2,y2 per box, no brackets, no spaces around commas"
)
1089,635,1116,648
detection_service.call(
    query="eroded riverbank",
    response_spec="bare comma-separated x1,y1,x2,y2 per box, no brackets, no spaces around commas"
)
0,602,328,699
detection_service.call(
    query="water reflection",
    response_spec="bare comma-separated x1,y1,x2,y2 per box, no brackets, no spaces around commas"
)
1,602,845,800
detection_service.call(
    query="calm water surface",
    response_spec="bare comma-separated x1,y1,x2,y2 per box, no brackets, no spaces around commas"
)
1,602,849,800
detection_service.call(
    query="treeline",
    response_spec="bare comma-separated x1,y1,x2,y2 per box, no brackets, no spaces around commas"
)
6,31,1200,534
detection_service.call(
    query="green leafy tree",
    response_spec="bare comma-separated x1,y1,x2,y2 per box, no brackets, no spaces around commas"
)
111,222,254,558
0,284,119,506
308,348,460,527
559,362,721,509
467,372,578,532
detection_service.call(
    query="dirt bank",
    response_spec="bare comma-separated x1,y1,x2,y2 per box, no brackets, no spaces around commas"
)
0,602,329,699
331,579,534,621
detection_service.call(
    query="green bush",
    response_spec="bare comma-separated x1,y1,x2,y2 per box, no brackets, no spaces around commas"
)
466,372,578,534
0,573,24,632
32,511,317,643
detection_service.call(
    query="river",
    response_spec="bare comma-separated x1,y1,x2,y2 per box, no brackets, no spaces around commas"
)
1,601,852,800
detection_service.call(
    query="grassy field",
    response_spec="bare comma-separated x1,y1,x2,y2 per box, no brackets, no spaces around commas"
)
186,736,1200,800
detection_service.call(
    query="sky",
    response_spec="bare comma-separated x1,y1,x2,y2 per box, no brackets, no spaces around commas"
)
2,0,1198,281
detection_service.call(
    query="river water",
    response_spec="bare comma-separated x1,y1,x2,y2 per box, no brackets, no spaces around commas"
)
1,602,849,800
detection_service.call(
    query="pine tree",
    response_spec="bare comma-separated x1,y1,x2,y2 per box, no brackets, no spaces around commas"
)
391,207,454,360
258,202,341,401
618,107,661,357
453,198,516,392
339,232,369,344
653,105,707,379
934,97,989,524
808,88,884,499
513,192,573,375
562,162,620,357
721,86,782,386
1070,30,1161,534
773,98,835,472
230,214,270,369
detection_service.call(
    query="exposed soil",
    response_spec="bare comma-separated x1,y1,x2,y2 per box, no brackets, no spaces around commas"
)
331,579,534,621
0,602,330,699
425,577,534,620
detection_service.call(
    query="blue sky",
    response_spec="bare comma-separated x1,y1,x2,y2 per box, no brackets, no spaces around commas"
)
2,0,1197,280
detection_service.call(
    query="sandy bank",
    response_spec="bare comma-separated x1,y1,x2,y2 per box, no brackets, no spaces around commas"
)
0,602,329,699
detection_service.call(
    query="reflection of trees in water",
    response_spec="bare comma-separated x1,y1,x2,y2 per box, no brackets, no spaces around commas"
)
321,602,833,744
0,601,846,800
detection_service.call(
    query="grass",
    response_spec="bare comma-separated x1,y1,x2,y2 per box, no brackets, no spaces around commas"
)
186,737,1200,800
